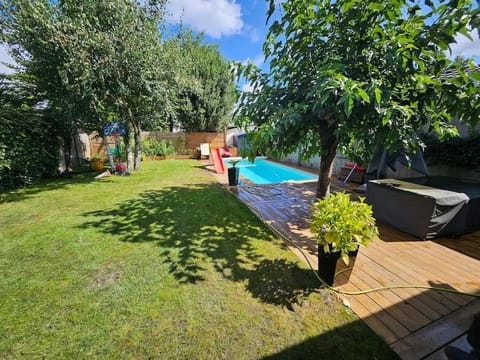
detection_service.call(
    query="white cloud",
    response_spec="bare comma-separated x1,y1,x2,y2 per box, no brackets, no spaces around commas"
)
0,44,17,74
450,29,480,59
241,80,263,93
166,0,243,39
249,27,261,43
244,24,261,43
242,53,264,67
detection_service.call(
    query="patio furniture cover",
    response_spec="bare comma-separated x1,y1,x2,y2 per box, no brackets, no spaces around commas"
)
404,176,480,234
365,145,428,180
366,178,476,239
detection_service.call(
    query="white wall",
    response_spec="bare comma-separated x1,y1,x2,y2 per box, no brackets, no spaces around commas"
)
280,149,352,176
225,128,245,147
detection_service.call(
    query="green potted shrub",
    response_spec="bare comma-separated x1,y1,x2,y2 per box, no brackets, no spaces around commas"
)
310,192,378,286
227,159,241,186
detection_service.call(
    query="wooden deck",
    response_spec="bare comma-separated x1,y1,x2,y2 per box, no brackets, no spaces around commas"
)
226,180,480,359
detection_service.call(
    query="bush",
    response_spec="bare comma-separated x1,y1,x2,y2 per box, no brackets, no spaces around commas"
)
0,111,61,192
421,132,480,169
142,139,176,157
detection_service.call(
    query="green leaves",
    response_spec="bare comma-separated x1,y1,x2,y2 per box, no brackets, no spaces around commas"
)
374,88,382,104
237,0,480,170
170,30,236,132
311,192,379,265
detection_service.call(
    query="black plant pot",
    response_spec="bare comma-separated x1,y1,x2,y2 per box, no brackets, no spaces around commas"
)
228,167,240,186
318,247,359,286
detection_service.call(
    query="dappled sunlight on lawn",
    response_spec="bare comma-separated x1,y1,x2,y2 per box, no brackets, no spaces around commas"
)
79,183,317,307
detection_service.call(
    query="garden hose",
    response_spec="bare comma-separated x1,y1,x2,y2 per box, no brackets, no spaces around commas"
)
246,202,480,299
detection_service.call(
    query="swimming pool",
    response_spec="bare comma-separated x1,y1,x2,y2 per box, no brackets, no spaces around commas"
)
223,157,317,185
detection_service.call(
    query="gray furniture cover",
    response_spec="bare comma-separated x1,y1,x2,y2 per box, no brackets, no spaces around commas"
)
366,177,480,239
365,145,428,181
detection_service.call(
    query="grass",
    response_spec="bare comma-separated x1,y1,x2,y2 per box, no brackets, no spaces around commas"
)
0,160,396,359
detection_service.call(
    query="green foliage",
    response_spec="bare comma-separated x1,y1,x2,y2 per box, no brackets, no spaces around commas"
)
0,112,60,191
236,0,480,198
168,30,237,132
2,0,169,170
228,159,241,168
310,193,378,265
422,132,480,168
0,160,395,358
142,139,176,156
0,77,61,191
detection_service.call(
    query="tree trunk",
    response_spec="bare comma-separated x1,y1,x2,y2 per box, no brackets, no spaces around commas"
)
316,122,339,199
133,123,142,170
63,135,72,171
72,131,82,168
103,135,115,171
169,114,174,132
126,108,142,170
125,131,134,173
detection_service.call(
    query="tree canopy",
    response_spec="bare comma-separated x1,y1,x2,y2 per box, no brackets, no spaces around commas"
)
170,30,237,132
1,0,235,181
236,0,480,198
2,0,169,171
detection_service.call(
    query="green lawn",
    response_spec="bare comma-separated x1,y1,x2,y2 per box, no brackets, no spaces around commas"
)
0,160,395,359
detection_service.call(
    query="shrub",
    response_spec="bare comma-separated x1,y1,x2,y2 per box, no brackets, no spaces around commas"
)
0,112,61,192
142,139,176,157
310,192,378,265
421,132,480,169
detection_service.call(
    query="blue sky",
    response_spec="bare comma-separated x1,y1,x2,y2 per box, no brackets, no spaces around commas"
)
1,0,480,87
164,0,270,91
165,0,480,92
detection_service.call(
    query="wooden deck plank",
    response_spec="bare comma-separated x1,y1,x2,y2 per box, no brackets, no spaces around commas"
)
336,273,411,343
358,245,464,313
391,300,480,360
425,333,477,360
364,239,477,304
349,267,432,333
339,296,403,344
353,262,442,323
222,179,480,359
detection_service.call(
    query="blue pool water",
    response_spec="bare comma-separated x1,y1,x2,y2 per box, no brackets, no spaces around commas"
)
223,157,317,185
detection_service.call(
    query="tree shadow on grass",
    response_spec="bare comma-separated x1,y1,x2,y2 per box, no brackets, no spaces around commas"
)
79,183,318,307
0,168,102,203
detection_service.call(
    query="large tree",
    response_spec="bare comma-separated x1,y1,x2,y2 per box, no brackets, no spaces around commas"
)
172,30,237,132
236,0,480,198
2,0,168,171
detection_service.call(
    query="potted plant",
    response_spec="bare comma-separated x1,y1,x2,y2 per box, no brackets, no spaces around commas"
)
91,154,104,171
227,159,241,186
310,192,378,286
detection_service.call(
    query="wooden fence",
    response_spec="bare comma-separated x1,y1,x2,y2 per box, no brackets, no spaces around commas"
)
88,131,227,159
